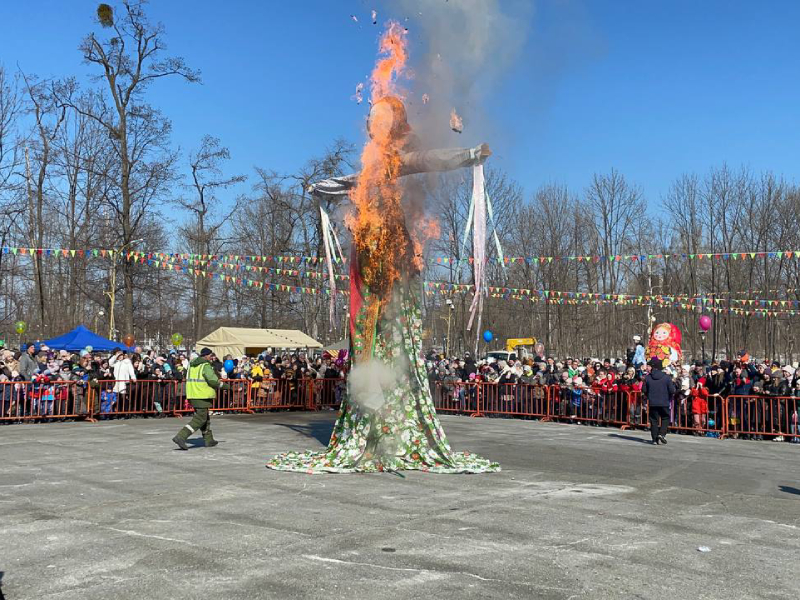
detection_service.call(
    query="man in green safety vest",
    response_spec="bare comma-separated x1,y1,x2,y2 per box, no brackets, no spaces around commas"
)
172,347,229,450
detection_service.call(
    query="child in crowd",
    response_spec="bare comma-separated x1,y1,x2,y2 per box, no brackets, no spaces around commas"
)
690,377,709,433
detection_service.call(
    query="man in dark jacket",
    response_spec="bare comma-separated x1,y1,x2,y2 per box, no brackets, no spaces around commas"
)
461,352,477,379
643,358,676,445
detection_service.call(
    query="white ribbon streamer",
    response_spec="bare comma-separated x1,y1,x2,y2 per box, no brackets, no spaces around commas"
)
467,165,486,332
320,206,340,327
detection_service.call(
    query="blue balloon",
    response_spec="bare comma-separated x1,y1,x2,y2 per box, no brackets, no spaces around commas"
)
224,359,235,372
483,330,494,343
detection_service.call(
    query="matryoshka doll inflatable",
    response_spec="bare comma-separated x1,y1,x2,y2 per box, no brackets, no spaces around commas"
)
647,322,682,368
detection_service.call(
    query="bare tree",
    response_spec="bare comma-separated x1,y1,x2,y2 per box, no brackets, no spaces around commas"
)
21,73,67,332
57,0,199,336
175,135,245,342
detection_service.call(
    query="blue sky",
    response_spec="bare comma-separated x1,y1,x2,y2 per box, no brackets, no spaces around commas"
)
2,0,800,206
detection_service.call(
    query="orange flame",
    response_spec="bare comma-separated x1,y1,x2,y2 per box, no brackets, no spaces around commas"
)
449,108,463,133
346,22,411,300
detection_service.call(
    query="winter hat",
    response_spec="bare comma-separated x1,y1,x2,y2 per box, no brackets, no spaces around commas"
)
648,358,663,370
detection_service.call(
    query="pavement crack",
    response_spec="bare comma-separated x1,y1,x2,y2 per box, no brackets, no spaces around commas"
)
102,526,197,546
301,554,567,589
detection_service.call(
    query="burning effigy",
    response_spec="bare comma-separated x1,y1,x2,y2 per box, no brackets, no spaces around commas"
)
267,23,498,474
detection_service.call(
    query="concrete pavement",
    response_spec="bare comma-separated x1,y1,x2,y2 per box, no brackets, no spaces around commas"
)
2,412,799,599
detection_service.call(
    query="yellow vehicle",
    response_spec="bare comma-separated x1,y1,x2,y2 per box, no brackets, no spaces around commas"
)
506,338,536,353
486,338,538,363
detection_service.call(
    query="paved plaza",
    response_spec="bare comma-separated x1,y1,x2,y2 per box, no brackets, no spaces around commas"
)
2,413,799,599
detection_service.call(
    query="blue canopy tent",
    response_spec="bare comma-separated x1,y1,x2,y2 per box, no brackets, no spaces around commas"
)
43,325,134,353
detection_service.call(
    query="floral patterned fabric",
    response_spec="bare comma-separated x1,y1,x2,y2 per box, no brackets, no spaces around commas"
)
266,278,500,475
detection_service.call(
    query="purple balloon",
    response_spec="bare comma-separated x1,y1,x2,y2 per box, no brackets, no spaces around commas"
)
699,315,712,332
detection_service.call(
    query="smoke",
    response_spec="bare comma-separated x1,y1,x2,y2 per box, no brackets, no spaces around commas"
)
347,359,397,412
393,0,533,149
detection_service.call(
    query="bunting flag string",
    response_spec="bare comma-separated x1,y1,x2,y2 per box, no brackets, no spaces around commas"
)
133,256,350,283
126,250,345,265
5,245,800,267
136,255,800,310
5,244,800,317
144,260,350,296
140,255,800,317
423,289,800,318
0,246,345,265
421,282,800,309
428,250,800,265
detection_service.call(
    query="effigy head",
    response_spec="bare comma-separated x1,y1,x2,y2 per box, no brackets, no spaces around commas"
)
367,96,410,141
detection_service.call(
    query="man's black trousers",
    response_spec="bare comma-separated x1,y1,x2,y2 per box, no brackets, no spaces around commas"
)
649,405,670,442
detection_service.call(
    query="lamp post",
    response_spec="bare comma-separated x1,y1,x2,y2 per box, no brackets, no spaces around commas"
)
699,329,707,363
445,298,454,357
95,309,105,333
105,238,143,340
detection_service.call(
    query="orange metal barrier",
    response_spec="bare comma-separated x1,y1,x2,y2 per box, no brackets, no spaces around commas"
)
7,375,799,448
666,392,725,436
249,377,285,410
548,385,604,426
306,378,346,410
626,390,647,430
92,379,180,418
433,381,477,414
725,395,798,440
212,379,251,412
479,383,549,418
626,390,724,437
249,377,307,411
0,380,86,422
601,390,631,428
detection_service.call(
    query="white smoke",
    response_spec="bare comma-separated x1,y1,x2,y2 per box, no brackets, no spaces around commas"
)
393,0,533,149
347,359,397,412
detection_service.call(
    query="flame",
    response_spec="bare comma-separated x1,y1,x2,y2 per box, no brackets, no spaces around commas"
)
346,22,411,300
449,108,463,133
410,217,440,271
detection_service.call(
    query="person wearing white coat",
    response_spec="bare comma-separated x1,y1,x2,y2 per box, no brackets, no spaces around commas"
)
109,349,137,395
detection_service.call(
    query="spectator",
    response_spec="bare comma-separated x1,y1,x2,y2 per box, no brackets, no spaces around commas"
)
632,336,646,368
690,377,709,432
19,343,39,381
643,358,676,445
789,374,800,444
110,348,137,409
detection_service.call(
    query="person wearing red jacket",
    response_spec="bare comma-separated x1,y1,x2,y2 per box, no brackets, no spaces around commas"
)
592,369,618,422
618,367,643,425
691,376,710,432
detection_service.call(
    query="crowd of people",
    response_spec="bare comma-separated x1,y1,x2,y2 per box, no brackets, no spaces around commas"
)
424,346,800,442
0,342,345,418
4,339,800,443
